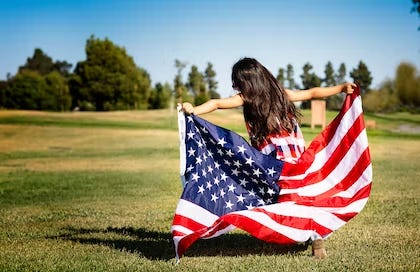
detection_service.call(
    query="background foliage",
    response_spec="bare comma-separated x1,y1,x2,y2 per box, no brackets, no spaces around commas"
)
0,36,419,112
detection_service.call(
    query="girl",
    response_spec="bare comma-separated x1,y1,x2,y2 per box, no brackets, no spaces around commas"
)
182,57,356,258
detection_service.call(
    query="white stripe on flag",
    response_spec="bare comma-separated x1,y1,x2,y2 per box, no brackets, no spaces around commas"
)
202,224,236,239
305,96,363,172
333,164,372,198
259,202,346,230
175,199,219,227
321,198,369,214
177,104,187,186
280,130,369,196
171,225,194,235
280,96,363,180
232,209,321,241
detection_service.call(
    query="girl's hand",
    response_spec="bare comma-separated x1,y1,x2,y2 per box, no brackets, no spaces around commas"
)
342,83,357,94
182,102,194,114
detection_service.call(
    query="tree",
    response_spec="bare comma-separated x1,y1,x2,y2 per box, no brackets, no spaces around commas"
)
194,84,210,106
148,82,172,109
335,63,347,84
323,61,336,87
413,0,420,15
395,62,420,109
204,62,220,99
323,61,343,110
300,63,321,89
300,63,321,109
187,65,208,105
350,61,372,95
363,79,399,113
44,71,72,111
286,64,296,89
5,48,73,111
174,59,190,104
412,0,420,30
4,70,48,110
276,68,285,85
53,60,73,77
0,80,7,108
72,36,151,110
187,65,204,97
18,48,55,76
18,48,72,77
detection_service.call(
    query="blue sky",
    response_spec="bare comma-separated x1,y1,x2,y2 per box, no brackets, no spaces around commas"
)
1,0,419,97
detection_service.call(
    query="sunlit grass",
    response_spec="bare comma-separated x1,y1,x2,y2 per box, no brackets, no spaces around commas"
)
0,109,419,271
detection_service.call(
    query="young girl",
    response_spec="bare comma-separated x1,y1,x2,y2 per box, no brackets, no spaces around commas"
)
182,57,356,258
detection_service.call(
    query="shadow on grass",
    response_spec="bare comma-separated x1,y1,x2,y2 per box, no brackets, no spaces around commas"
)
53,226,309,260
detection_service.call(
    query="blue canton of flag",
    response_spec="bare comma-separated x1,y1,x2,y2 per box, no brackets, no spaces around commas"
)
181,114,284,217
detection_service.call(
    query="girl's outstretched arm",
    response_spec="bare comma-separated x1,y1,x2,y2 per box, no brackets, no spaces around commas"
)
182,94,244,115
286,82,356,102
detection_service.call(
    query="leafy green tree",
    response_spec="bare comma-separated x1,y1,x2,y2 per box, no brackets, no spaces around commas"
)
323,61,342,110
53,60,73,77
44,71,72,111
286,64,296,89
363,79,399,113
413,0,420,14
350,61,372,95
5,49,73,111
323,61,336,87
187,65,204,97
300,63,321,109
18,48,72,77
174,59,191,104
204,62,220,99
72,36,151,110
412,0,420,30
335,63,347,84
148,82,172,109
300,63,321,89
4,70,48,110
187,65,208,105
0,80,6,108
18,48,55,76
395,62,420,109
194,85,210,106
276,68,285,85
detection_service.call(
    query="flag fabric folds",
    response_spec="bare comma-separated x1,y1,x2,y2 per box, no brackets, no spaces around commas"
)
171,86,372,259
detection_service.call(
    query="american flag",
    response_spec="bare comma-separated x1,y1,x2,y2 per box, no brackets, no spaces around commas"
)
171,86,372,259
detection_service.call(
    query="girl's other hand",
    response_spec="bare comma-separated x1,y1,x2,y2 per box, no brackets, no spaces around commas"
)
342,83,357,94
182,102,194,114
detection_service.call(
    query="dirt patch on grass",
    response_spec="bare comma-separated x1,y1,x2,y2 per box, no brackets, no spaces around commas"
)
394,124,420,134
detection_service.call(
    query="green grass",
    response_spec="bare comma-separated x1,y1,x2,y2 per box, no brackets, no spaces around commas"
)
0,109,419,271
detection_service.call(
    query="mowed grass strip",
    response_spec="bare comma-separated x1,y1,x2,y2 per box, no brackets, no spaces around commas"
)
0,110,419,272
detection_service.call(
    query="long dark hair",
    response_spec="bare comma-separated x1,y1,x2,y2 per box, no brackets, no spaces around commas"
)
231,57,301,147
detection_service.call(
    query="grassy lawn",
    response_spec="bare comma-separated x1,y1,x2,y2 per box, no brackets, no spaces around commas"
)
0,109,419,271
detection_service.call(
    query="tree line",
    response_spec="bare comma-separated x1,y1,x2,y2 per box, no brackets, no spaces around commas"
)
0,35,419,113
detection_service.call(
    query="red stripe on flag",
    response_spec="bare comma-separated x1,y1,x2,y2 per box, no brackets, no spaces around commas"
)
280,148,371,204
221,213,297,244
250,208,334,236
332,212,359,221
280,114,366,190
279,96,361,179
174,231,203,258
172,214,208,232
